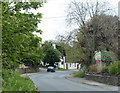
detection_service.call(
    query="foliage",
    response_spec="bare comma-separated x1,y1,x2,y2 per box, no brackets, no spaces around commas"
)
2,69,37,91
22,46,43,67
42,41,60,66
101,51,118,65
56,45,66,56
108,61,120,75
2,2,44,69
93,50,118,65
73,69,85,78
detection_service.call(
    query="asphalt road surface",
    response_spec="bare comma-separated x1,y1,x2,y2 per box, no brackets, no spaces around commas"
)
29,70,116,91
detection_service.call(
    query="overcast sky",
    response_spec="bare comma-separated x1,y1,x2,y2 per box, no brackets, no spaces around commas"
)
33,0,119,42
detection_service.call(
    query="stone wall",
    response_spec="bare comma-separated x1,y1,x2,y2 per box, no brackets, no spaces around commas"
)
16,67,39,74
85,72,120,86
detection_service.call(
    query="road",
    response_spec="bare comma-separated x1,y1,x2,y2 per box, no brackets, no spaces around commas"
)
29,70,117,91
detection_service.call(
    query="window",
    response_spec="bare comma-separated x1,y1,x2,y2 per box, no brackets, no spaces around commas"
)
75,63,76,67
70,64,71,67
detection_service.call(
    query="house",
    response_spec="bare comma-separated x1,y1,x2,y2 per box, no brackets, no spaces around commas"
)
53,43,81,70
56,61,81,70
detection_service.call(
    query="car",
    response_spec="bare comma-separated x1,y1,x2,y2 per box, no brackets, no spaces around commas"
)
47,66,55,72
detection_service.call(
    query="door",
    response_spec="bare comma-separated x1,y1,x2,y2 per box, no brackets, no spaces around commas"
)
77,64,79,69
66,64,68,70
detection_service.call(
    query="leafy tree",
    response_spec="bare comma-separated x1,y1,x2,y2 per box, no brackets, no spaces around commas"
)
42,41,60,66
2,2,45,69
21,41,43,67
56,45,66,56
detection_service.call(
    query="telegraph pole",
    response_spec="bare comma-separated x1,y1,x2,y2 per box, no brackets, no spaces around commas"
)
118,1,120,60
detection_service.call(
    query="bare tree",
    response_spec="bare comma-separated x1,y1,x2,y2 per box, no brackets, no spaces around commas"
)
66,0,111,27
66,0,113,65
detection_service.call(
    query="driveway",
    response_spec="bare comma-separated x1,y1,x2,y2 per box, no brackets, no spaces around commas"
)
29,70,118,91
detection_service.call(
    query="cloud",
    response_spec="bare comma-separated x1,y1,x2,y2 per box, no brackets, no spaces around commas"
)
33,0,119,42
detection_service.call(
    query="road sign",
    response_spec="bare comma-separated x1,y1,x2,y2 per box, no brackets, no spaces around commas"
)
95,51,101,64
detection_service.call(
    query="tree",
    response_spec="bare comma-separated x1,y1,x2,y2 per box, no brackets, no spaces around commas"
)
2,1,45,69
21,38,44,67
66,0,117,65
66,0,111,27
56,14,118,65
42,41,60,66
73,15,118,65
56,45,66,57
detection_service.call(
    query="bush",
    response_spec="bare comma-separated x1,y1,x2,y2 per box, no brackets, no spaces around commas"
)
88,63,107,73
108,61,120,75
2,69,37,91
88,65,97,72
73,69,85,78
101,66,108,73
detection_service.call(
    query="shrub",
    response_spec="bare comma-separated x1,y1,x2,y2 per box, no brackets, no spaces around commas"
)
101,66,108,73
73,69,85,78
108,61,120,75
88,63,107,73
88,65,97,72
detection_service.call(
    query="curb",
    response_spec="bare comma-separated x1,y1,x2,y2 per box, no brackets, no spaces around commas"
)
64,74,118,91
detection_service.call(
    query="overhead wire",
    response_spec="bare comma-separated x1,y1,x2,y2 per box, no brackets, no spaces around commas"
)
41,16,66,19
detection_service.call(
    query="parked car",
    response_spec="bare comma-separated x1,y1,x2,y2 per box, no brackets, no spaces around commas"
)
47,66,55,72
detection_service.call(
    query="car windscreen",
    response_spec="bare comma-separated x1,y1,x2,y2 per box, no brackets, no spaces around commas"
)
48,67,54,69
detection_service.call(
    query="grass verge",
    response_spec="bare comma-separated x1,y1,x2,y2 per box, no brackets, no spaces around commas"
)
2,69,38,91
73,69,85,78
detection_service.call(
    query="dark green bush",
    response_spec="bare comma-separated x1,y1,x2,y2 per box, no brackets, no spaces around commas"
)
108,61,120,75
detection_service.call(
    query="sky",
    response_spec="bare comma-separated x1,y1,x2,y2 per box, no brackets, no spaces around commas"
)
33,0,120,42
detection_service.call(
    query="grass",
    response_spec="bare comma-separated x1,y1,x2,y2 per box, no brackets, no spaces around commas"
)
73,69,85,78
2,69,38,92
56,68,66,71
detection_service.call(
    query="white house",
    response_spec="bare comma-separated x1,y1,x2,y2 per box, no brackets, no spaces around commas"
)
53,43,81,69
56,62,81,70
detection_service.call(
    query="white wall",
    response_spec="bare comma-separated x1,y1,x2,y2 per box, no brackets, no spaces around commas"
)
58,62,81,70
58,62,65,68
66,63,81,70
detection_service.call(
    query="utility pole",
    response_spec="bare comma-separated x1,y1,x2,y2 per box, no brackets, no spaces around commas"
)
118,1,120,60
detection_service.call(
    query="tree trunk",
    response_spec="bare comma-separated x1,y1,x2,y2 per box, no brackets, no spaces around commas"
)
118,20,120,60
